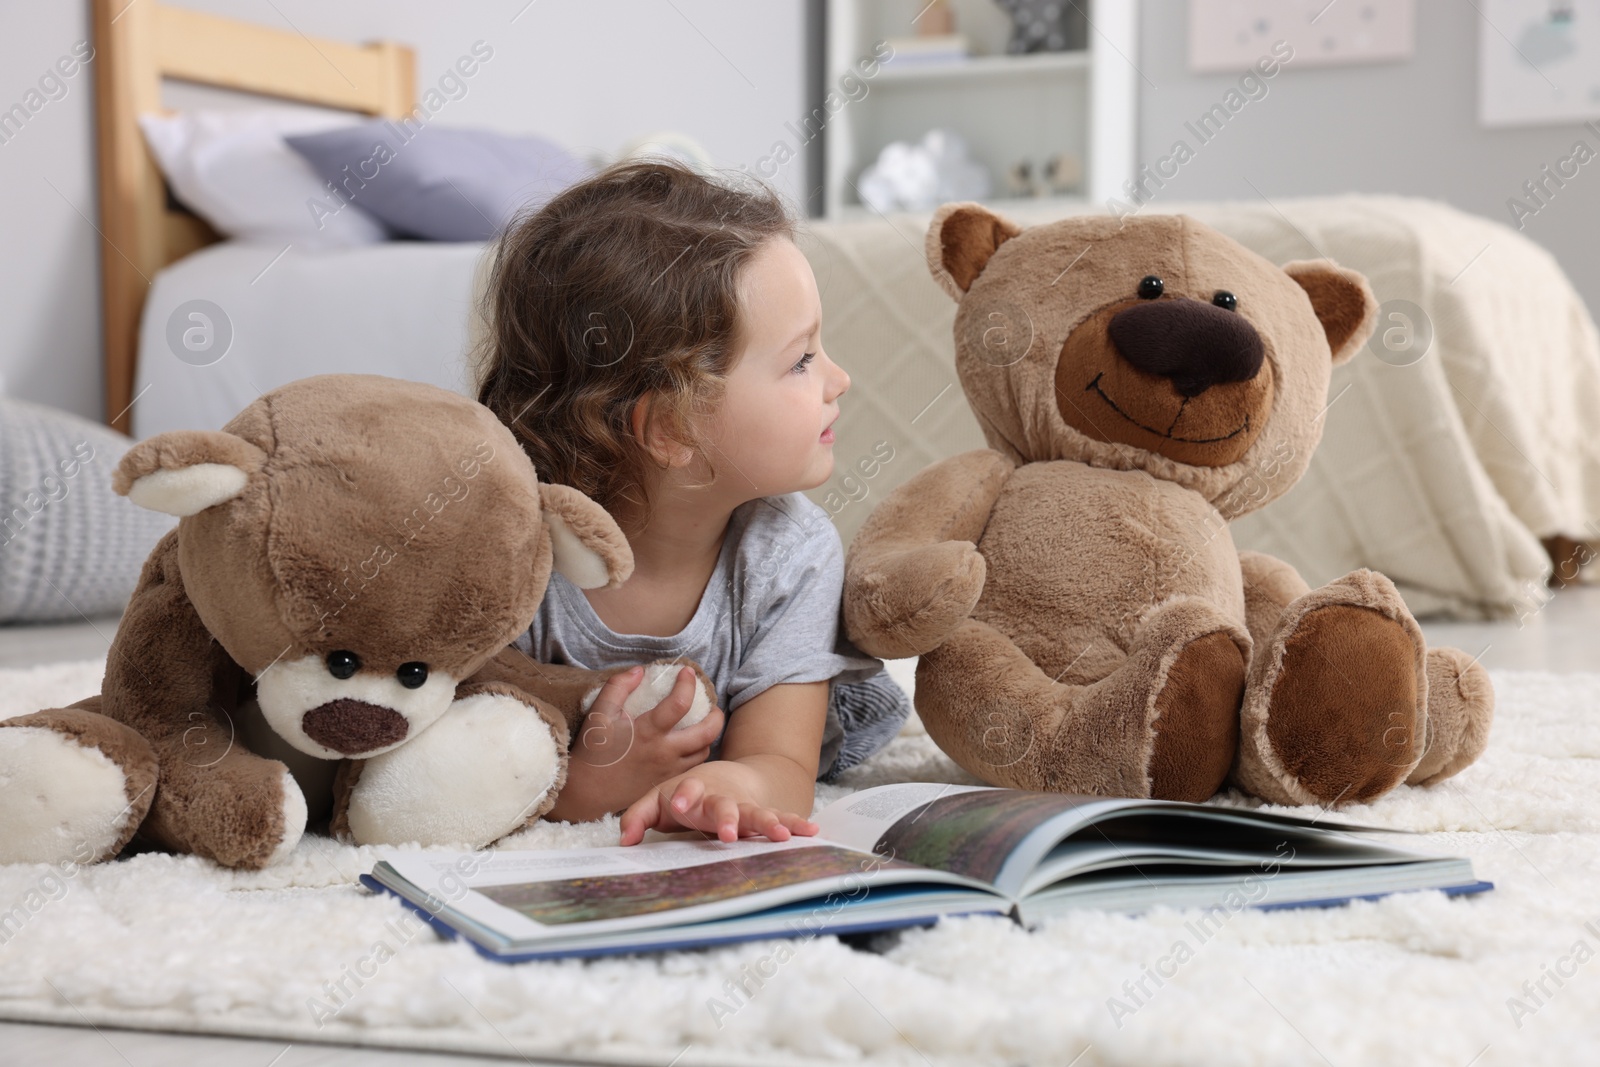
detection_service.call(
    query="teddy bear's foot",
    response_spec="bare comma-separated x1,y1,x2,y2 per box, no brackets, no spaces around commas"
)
579,659,715,729
0,706,158,865
915,599,1248,800
1405,646,1494,786
138,744,308,869
338,685,566,848
1235,570,1428,808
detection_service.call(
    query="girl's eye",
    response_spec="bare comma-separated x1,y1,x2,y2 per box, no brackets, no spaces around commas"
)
791,352,816,373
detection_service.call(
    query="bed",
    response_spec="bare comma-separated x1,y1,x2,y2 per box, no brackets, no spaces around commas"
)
97,1,1600,621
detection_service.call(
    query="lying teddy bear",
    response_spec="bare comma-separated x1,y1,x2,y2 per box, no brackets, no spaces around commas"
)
843,206,1493,808
0,374,710,869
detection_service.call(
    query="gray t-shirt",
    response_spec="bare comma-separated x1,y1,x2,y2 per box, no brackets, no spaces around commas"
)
514,491,884,763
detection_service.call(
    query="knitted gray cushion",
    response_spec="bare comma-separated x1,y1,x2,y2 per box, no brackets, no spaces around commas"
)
0,398,176,623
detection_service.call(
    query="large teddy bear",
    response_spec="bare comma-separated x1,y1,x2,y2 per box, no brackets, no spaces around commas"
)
0,374,709,870
843,206,1493,808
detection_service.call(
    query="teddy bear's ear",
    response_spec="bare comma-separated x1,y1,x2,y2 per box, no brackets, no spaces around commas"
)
926,201,1024,301
1283,259,1380,366
112,430,268,516
538,482,634,590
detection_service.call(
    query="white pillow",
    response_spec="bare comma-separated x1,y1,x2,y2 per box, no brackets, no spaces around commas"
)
138,107,390,246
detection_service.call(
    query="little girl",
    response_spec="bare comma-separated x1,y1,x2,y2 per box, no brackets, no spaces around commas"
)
475,158,912,846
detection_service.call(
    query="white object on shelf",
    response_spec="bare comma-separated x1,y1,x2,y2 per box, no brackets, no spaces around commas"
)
857,128,992,213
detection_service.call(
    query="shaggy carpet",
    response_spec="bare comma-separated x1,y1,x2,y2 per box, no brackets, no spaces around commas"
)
1,658,1597,1066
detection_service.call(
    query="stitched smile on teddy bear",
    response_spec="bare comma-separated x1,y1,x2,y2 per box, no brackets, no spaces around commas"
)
1053,284,1276,467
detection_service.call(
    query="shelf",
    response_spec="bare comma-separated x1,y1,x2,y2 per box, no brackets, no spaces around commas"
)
822,0,1137,218
872,49,1091,83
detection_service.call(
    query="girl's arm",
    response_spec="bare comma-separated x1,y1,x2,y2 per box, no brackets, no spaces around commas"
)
617,680,828,845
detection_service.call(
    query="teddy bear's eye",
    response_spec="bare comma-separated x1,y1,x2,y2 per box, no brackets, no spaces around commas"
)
1137,275,1164,299
1213,290,1238,311
326,650,360,680
397,662,430,690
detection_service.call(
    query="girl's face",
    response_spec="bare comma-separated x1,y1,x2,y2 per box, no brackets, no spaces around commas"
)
701,237,850,497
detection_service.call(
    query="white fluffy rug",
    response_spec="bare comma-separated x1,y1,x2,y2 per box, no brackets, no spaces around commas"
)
3,658,1600,1067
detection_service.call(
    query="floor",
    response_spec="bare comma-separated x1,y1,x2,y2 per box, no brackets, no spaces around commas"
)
1,583,1594,1065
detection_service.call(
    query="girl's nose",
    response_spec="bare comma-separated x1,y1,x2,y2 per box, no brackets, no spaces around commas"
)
826,353,850,399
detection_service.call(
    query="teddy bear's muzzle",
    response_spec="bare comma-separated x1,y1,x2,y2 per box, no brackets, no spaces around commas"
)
1107,297,1264,397
301,698,410,755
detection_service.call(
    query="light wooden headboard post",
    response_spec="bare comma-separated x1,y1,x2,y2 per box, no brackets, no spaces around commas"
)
92,0,416,434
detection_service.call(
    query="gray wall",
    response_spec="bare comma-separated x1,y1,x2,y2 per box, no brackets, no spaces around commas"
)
1136,0,1600,318
0,0,808,424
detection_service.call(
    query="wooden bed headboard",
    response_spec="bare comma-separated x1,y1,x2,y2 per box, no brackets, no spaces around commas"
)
92,0,416,434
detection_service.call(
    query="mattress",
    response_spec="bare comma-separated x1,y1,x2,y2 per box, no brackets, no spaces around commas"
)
132,240,494,439
131,195,1600,619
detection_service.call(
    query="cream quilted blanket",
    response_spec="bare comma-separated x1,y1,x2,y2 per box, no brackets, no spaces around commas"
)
798,195,1600,620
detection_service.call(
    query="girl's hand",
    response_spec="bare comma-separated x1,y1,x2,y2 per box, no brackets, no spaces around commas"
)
618,762,821,846
551,666,725,824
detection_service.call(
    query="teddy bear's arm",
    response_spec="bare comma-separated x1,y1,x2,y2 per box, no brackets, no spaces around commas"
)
843,448,1014,659
468,647,630,734
99,530,305,868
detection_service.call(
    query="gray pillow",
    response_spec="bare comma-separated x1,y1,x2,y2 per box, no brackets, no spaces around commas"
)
0,398,177,623
285,120,594,241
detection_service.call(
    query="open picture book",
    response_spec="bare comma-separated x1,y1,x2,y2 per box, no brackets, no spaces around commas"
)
359,782,1492,962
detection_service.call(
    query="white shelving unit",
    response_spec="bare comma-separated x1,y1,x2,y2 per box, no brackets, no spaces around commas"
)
822,0,1138,220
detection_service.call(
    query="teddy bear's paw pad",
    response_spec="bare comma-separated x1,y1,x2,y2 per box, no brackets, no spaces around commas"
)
345,693,560,847
1265,604,1421,805
1149,631,1244,802
580,662,713,730
0,725,141,865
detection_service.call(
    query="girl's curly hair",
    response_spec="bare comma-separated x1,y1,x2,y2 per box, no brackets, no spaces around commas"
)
474,157,797,531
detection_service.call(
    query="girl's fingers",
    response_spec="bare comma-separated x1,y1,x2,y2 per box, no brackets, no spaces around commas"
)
646,666,702,733
589,665,645,719
574,704,634,767
709,795,741,842
678,745,713,771
618,786,661,846
669,775,707,818
779,812,821,836
751,807,790,841
670,705,724,755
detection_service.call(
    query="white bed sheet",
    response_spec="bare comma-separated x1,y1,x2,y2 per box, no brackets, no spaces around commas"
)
132,240,493,438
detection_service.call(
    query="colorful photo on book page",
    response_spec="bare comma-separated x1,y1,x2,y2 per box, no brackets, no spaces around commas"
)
476,843,908,925
874,789,1093,884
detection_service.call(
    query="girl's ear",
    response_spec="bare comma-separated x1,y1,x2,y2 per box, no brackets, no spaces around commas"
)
113,430,268,516
630,394,696,469
538,482,634,589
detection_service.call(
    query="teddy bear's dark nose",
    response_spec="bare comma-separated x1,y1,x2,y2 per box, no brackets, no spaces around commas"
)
302,699,408,754
1107,297,1265,397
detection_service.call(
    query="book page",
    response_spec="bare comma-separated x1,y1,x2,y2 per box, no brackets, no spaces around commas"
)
379,836,938,942
814,782,1125,889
